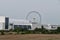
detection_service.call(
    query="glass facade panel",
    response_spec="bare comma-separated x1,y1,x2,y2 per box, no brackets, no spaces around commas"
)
23,25,27,29
19,25,22,28
28,25,31,29
5,17,9,29
14,25,18,29
14,25,31,30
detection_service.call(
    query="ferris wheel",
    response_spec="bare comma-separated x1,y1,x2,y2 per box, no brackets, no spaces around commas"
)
26,11,41,25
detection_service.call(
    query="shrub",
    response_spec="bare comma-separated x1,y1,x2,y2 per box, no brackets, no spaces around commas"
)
34,28,42,32
34,28,42,34
0,30,5,35
57,27,60,33
13,27,21,34
9,29,13,32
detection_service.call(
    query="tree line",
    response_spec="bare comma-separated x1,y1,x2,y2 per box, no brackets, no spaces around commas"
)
0,26,60,35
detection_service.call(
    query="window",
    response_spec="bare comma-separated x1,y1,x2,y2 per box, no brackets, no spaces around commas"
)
14,25,18,29
51,26,56,28
10,23,13,26
19,25,23,28
27,25,31,29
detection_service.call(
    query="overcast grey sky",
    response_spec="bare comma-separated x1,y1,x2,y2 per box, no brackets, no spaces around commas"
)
0,0,60,24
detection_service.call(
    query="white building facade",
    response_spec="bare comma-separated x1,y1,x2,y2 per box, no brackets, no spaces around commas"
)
0,16,32,30
9,19,32,30
42,24,60,30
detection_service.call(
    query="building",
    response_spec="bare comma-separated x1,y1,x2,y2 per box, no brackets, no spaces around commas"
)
9,19,32,30
42,24,60,30
0,16,32,30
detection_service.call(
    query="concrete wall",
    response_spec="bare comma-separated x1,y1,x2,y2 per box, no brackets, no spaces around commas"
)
0,16,5,30
0,16,5,23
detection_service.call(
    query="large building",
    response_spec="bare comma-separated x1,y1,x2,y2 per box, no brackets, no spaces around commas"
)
0,16,32,30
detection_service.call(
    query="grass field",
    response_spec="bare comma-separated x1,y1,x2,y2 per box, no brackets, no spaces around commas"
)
0,34,60,40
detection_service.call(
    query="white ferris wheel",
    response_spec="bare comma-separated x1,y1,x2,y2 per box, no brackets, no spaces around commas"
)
26,11,42,27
